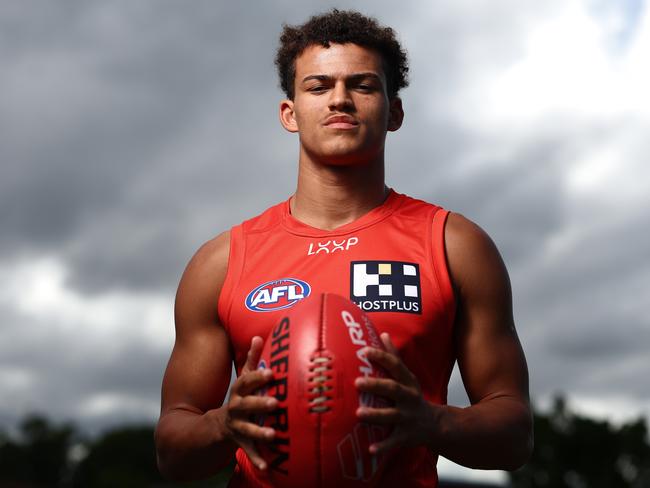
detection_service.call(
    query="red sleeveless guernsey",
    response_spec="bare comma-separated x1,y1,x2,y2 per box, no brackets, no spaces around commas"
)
218,190,456,487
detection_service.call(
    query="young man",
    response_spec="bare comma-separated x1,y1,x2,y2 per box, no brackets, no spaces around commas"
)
155,9,532,487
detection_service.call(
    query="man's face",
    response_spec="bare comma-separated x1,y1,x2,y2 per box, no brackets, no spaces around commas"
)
280,43,402,166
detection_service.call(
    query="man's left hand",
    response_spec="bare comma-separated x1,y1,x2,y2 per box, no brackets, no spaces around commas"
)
355,332,440,455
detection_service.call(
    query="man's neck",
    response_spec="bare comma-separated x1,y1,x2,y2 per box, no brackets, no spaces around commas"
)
290,156,388,231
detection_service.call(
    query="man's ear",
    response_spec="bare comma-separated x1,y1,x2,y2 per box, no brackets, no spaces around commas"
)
279,99,299,133
388,97,404,132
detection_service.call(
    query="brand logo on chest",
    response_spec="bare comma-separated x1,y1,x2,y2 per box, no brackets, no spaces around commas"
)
245,278,311,312
307,237,359,255
350,261,422,314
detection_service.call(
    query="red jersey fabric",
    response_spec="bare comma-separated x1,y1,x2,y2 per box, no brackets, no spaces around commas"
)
218,190,456,487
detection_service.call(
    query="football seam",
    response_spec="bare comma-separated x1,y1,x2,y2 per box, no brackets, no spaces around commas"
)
308,295,334,417
320,293,326,351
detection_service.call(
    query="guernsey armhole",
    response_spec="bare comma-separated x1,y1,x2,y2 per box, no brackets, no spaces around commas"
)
431,209,456,322
217,226,243,330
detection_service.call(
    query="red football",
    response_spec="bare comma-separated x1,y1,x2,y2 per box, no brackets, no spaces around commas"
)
255,293,391,487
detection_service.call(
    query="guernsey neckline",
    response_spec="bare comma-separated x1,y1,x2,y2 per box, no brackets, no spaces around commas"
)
281,189,402,237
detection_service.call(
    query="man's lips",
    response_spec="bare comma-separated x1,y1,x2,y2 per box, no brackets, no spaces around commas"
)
324,115,359,129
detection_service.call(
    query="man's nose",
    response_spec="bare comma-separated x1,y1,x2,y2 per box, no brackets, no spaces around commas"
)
328,81,354,111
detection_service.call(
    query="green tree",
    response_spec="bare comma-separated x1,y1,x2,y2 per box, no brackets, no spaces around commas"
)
0,414,76,486
73,425,233,488
510,396,650,488
72,425,160,488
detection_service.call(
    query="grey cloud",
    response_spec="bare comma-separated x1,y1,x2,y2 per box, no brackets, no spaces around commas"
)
1,0,559,294
1,1,286,289
0,301,170,433
4,1,401,293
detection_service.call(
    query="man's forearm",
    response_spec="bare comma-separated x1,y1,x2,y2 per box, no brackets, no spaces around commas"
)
155,406,236,481
431,396,533,470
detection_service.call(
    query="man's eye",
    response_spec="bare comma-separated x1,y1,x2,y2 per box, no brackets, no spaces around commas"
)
309,85,327,92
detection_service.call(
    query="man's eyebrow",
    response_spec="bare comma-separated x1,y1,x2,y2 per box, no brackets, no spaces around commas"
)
347,72,382,83
301,72,382,84
301,74,331,83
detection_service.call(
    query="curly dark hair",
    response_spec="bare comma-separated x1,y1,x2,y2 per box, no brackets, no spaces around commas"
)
275,9,409,100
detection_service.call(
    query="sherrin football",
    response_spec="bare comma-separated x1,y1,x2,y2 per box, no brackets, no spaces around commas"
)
255,293,391,487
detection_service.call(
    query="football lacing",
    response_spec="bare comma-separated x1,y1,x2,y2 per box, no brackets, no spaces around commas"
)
308,356,333,413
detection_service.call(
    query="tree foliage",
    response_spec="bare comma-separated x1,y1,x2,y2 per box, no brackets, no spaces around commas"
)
1,400,649,487
0,414,231,487
0,414,76,485
72,426,162,487
510,396,650,488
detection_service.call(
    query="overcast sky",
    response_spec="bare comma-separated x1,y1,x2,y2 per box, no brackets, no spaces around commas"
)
1,0,649,483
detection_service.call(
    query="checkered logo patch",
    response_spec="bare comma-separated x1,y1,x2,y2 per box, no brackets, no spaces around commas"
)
350,261,422,314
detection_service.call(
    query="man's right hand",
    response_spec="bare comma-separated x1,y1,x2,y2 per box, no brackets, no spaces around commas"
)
220,336,278,470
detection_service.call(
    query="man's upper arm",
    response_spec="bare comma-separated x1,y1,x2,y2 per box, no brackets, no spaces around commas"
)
445,213,529,405
160,231,233,416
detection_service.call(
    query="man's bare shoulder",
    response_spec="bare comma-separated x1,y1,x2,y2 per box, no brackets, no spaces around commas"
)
444,212,510,295
175,231,231,329
183,231,231,281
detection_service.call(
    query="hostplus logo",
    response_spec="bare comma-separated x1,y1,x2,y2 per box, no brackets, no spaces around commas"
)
350,261,421,314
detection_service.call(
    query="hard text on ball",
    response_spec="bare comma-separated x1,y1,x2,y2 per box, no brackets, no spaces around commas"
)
341,309,381,408
341,310,374,376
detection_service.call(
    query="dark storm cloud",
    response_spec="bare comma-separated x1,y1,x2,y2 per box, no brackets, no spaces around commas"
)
0,0,418,294
0,317,166,399
527,316,650,402
1,1,289,292
0,296,170,433
0,0,558,295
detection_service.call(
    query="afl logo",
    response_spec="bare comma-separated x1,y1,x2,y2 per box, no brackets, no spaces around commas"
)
245,278,311,312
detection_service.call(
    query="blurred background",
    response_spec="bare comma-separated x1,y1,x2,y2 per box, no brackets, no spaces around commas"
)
1,0,649,485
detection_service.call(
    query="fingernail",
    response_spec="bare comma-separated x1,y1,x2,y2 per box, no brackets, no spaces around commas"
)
258,461,267,470
266,398,277,407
